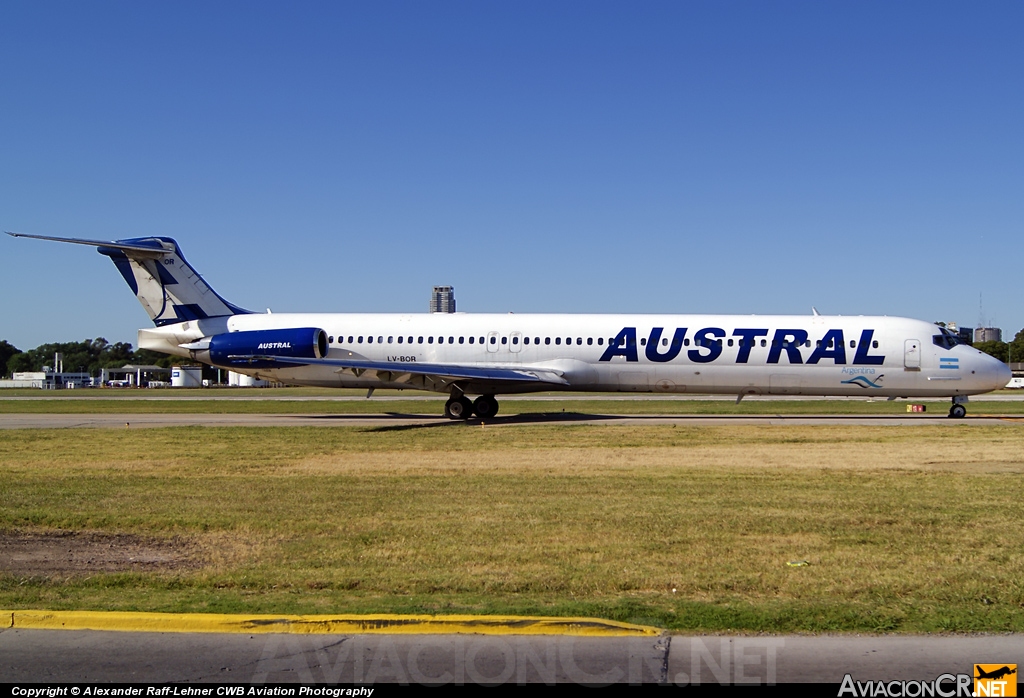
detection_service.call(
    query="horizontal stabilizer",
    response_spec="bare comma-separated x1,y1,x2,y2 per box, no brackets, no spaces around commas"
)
7,232,168,256
8,232,252,326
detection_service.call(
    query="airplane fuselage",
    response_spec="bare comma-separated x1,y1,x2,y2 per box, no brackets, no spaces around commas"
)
10,232,1009,419
141,312,1008,399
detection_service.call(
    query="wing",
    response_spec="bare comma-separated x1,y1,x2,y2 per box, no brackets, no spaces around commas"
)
230,354,570,387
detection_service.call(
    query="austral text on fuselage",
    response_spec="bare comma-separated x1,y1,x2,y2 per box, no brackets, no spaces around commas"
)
599,327,886,365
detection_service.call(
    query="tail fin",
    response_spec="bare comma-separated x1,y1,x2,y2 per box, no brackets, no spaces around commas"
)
7,232,252,326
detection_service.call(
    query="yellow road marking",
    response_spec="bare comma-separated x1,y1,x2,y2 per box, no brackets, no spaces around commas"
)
3,610,661,637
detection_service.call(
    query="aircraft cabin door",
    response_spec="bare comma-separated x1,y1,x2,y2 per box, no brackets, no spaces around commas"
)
486,331,500,353
904,339,921,369
509,331,522,355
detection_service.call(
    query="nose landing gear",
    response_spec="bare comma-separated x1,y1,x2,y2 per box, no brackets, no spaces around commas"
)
948,396,968,419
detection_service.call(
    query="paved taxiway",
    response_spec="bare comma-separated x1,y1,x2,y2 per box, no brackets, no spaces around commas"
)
3,412,1024,428
1,629,1021,683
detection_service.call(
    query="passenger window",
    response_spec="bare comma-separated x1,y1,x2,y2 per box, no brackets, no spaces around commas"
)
850,340,856,348
398,336,403,344
640,338,647,346
469,336,474,344
328,336,334,343
513,336,519,345
479,337,485,344
388,336,393,343
545,338,551,345
408,336,413,344
588,338,593,345
760,339,766,347
873,340,879,348
662,338,668,346
449,336,454,344
418,337,423,344
598,338,604,345
555,337,561,345
524,337,530,345
727,339,734,347
438,336,444,344
489,336,496,345
459,337,464,344
501,337,507,345
684,339,690,346
358,336,364,343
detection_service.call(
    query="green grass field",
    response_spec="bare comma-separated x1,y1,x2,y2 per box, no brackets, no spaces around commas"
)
2,423,1022,632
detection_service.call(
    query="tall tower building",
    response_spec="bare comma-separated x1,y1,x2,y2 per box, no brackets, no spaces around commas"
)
430,286,456,313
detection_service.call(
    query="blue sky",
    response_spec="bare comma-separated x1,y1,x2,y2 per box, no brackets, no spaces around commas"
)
2,2,1022,349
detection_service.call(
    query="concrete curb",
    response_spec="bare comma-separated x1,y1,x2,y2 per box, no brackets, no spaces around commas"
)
2,610,662,637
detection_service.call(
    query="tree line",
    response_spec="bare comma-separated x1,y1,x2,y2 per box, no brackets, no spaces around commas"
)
0,338,176,378
972,328,1024,364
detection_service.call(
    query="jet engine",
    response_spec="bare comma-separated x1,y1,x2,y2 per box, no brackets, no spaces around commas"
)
206,328,328,368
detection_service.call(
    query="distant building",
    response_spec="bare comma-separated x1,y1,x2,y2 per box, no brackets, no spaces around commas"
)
975,327,1002,343
942,322,974,345
430,286,456,313
0,370,92,389
100,364,171,387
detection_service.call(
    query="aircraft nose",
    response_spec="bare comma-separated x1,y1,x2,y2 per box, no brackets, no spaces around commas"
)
981,354,1012,391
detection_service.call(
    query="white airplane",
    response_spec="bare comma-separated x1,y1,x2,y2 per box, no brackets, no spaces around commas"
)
9,233,1011,419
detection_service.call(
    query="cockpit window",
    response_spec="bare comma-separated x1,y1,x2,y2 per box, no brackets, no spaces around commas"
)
932,327,960,350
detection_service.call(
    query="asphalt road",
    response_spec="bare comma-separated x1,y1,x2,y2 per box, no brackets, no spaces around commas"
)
1,629,1020,684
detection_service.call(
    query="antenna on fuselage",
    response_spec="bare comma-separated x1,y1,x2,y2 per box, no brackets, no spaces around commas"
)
811,307,821,316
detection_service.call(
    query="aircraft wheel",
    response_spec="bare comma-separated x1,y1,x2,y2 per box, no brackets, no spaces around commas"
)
948,404,967,419
445,396,473,420
473,395,499,419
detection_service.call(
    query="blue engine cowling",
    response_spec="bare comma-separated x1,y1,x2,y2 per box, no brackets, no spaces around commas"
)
208,328,328,368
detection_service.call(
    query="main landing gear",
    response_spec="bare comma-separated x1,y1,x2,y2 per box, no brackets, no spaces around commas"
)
948,396,968,419
444,394,499,420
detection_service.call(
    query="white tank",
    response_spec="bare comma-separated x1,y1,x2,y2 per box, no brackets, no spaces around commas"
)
170,366,203,388
228,371,268,388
